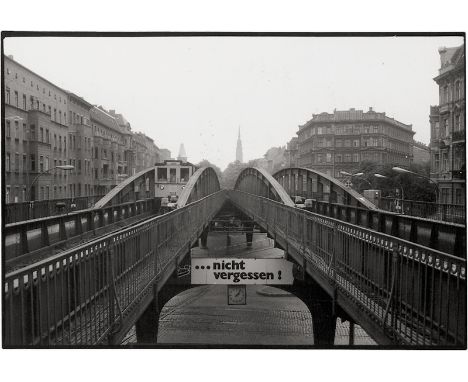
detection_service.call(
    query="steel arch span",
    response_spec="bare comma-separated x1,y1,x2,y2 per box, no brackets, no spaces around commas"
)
94,166,221,209
94,167,155,208
273,167,377,209
177,167,221,207
234,167,295,206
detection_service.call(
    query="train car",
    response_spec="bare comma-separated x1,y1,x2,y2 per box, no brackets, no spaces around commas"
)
154,159,198,211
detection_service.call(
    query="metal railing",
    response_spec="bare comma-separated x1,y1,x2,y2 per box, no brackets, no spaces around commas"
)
5,195,106,224
229,190,466,347
379,197,465,224
3,191,225,346
302,199,465,257
4,198,156,270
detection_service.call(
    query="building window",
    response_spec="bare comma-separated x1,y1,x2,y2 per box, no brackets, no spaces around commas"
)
434,122,440,138
30,124,35,140
14,121,19,139
15,153,20,171
335,154,342,163
434,154,440,171
442,152,449,171
45,157,49,171
40,127,44,142
6,186,10,203
444,119,449,137
441,188,450,204
326,153,332,163
353,139,359,147
6,120,11,137
48,106,51,115
31,154,36,171
6,87,10,104
6,153,11,171
455,188,463,205
344,139,351,147
455,115,460,131
14,91,19,107
39,156,44,172
54,108,57,121
23,154,27,172
344,154,352,162
23,94,27,110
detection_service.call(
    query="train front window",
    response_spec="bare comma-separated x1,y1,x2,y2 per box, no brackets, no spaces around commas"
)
157,168,167,181
180,167,189,183
169,168,177,182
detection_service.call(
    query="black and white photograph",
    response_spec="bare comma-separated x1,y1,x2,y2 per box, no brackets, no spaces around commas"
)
0,1,467,381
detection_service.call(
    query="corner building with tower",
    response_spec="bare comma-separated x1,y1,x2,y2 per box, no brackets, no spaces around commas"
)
429,44,465,205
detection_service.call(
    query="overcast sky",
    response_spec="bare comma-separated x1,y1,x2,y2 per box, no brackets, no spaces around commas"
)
4,35,464,169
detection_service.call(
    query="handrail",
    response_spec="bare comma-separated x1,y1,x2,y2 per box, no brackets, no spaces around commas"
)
4,190,226,346
228,190,466,346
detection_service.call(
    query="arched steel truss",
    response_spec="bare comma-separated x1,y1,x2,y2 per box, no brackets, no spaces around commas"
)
94,167,155,208
177,167,221,207
234,167,295,206
273,167,377,209
94,166,221,209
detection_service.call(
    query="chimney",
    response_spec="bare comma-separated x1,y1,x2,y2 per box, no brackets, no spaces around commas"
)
369,107,373,112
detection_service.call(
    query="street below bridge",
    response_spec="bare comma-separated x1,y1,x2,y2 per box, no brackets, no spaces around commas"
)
122,232,377,346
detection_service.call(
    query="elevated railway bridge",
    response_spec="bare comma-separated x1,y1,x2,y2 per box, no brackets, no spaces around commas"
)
3,167,466,347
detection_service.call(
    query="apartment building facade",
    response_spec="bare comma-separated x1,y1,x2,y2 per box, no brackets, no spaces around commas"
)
3,54,168,202
297,108,414,181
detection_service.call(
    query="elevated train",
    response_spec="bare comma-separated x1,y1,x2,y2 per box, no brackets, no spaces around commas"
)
154,159,198,211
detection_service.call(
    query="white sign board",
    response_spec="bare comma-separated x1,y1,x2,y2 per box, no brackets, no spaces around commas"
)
191,258,294,285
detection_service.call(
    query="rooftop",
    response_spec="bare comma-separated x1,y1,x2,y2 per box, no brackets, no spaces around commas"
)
299,107,413,132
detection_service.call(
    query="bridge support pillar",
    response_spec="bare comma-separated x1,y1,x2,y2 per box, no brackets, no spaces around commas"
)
288,276,337,346
135,262,193,344
135,285,160,344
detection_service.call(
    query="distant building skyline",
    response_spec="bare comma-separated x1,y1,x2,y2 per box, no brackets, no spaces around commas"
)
4,36,463,170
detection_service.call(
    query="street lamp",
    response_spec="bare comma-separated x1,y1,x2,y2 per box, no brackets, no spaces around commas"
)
392,166,439,202
374,173,405,213
340,171,372,188
28,165,74,201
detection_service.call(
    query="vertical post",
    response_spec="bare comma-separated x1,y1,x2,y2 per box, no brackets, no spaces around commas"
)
200,226,209,249
349,321,355,346
107,243,116,344
245,220,254,247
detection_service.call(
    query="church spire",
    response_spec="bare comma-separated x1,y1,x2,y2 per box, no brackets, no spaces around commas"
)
177,143,187,162
236,126,243,163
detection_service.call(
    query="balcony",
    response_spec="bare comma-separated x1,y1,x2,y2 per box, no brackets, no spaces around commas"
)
452,130,465,143
438,104,450,114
